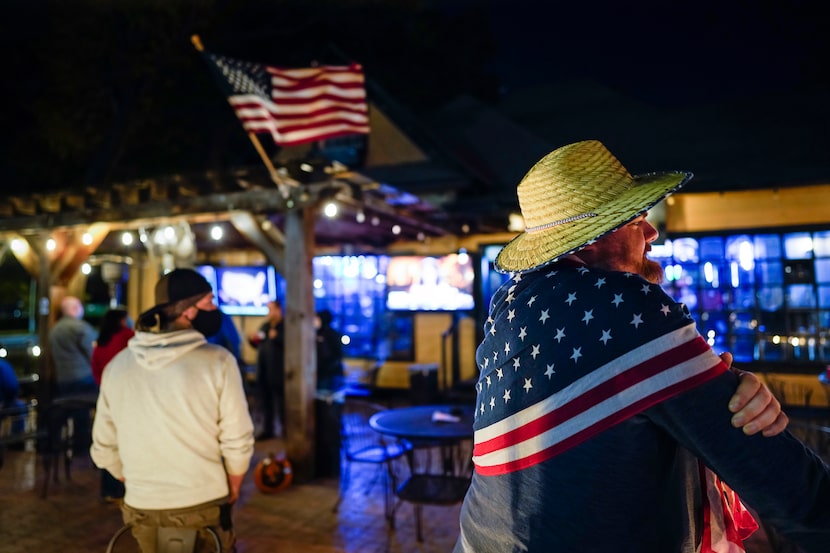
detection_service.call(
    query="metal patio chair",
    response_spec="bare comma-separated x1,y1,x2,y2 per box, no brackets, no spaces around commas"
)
332,399,412,524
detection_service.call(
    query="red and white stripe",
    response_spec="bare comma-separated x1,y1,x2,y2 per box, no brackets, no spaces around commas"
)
230,64,369,146
473,323,728,476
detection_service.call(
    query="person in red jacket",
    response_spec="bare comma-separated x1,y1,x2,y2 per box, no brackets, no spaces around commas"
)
91,308,134,387
91,307,134,502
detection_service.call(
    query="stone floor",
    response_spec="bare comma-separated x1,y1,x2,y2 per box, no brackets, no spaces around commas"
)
0,436,462,553
0,428,787,553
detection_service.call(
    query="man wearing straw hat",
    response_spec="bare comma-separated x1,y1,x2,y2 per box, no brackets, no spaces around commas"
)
91,268,255,552
454,140,830,552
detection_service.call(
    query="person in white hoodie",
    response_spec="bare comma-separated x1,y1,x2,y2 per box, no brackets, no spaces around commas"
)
91,268,255,553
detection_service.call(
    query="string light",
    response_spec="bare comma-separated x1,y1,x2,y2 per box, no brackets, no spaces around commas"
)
10,239,26,253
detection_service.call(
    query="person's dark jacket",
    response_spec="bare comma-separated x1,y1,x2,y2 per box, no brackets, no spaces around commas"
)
315,311,343,391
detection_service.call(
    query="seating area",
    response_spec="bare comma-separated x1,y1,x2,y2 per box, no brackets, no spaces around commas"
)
0,399,42,469
333,399,412,523
0,392,786,553
0,394,101,500
364,402,475,542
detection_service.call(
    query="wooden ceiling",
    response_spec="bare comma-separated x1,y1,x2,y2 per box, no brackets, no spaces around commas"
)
0,162,465,266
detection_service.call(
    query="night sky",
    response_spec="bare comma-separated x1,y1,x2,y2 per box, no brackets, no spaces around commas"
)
1,0,828,194
488,1,829,103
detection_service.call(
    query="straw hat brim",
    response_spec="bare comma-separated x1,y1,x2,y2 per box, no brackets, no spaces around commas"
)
495,171,692,274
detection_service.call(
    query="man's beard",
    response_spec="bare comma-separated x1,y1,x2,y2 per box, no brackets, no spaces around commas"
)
641,256,664,284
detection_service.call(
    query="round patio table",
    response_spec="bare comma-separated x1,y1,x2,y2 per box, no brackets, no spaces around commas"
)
368,404,475,443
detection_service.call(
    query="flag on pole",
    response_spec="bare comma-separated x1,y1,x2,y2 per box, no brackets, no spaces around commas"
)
203,51,370,147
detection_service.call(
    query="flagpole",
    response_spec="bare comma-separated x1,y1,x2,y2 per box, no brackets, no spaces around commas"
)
191,34,296,199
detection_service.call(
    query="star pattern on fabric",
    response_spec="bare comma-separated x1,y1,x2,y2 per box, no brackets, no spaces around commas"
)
600,329,613,344
474,263,694,429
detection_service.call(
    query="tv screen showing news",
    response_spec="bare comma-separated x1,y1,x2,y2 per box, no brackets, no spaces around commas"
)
214,265,278,315
386,253,475,311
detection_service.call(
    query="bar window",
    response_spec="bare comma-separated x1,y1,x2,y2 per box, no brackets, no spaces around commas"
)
815,259,830,283
754,234,781,259
783,232,814,259
786,284,816,309
813,231,830,257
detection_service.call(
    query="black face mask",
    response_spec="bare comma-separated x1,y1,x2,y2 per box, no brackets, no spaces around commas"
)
191,308,223,338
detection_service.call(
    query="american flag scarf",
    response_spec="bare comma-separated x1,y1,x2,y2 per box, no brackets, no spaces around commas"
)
471,261,756,550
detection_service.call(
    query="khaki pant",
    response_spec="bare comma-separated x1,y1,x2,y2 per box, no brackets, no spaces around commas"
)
121,497,235,553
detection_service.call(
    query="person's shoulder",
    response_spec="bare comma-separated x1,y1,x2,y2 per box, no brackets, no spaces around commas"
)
196,342,240,370
199,341,235,358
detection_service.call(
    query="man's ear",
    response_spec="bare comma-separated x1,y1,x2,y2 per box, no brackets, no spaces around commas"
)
180,305,199,322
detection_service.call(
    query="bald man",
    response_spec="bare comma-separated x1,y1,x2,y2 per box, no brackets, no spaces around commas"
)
49,296,97,397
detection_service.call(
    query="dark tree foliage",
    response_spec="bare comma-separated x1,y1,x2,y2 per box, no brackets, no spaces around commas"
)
0,0,498,194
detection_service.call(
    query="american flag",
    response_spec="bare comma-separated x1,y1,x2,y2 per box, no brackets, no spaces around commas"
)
205,52,370,147
471,260,728,476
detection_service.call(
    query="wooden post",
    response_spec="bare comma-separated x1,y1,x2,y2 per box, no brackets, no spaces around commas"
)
282,206,318,482
23,232,57,406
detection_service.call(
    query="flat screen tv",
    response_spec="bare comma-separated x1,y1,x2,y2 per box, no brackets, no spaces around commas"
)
214,265,278,316
386,253,475,312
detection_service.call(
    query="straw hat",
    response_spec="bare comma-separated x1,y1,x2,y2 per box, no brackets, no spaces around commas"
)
495,140,693,273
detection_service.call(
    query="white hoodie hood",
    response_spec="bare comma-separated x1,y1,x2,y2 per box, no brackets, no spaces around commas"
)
128,329,206,371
